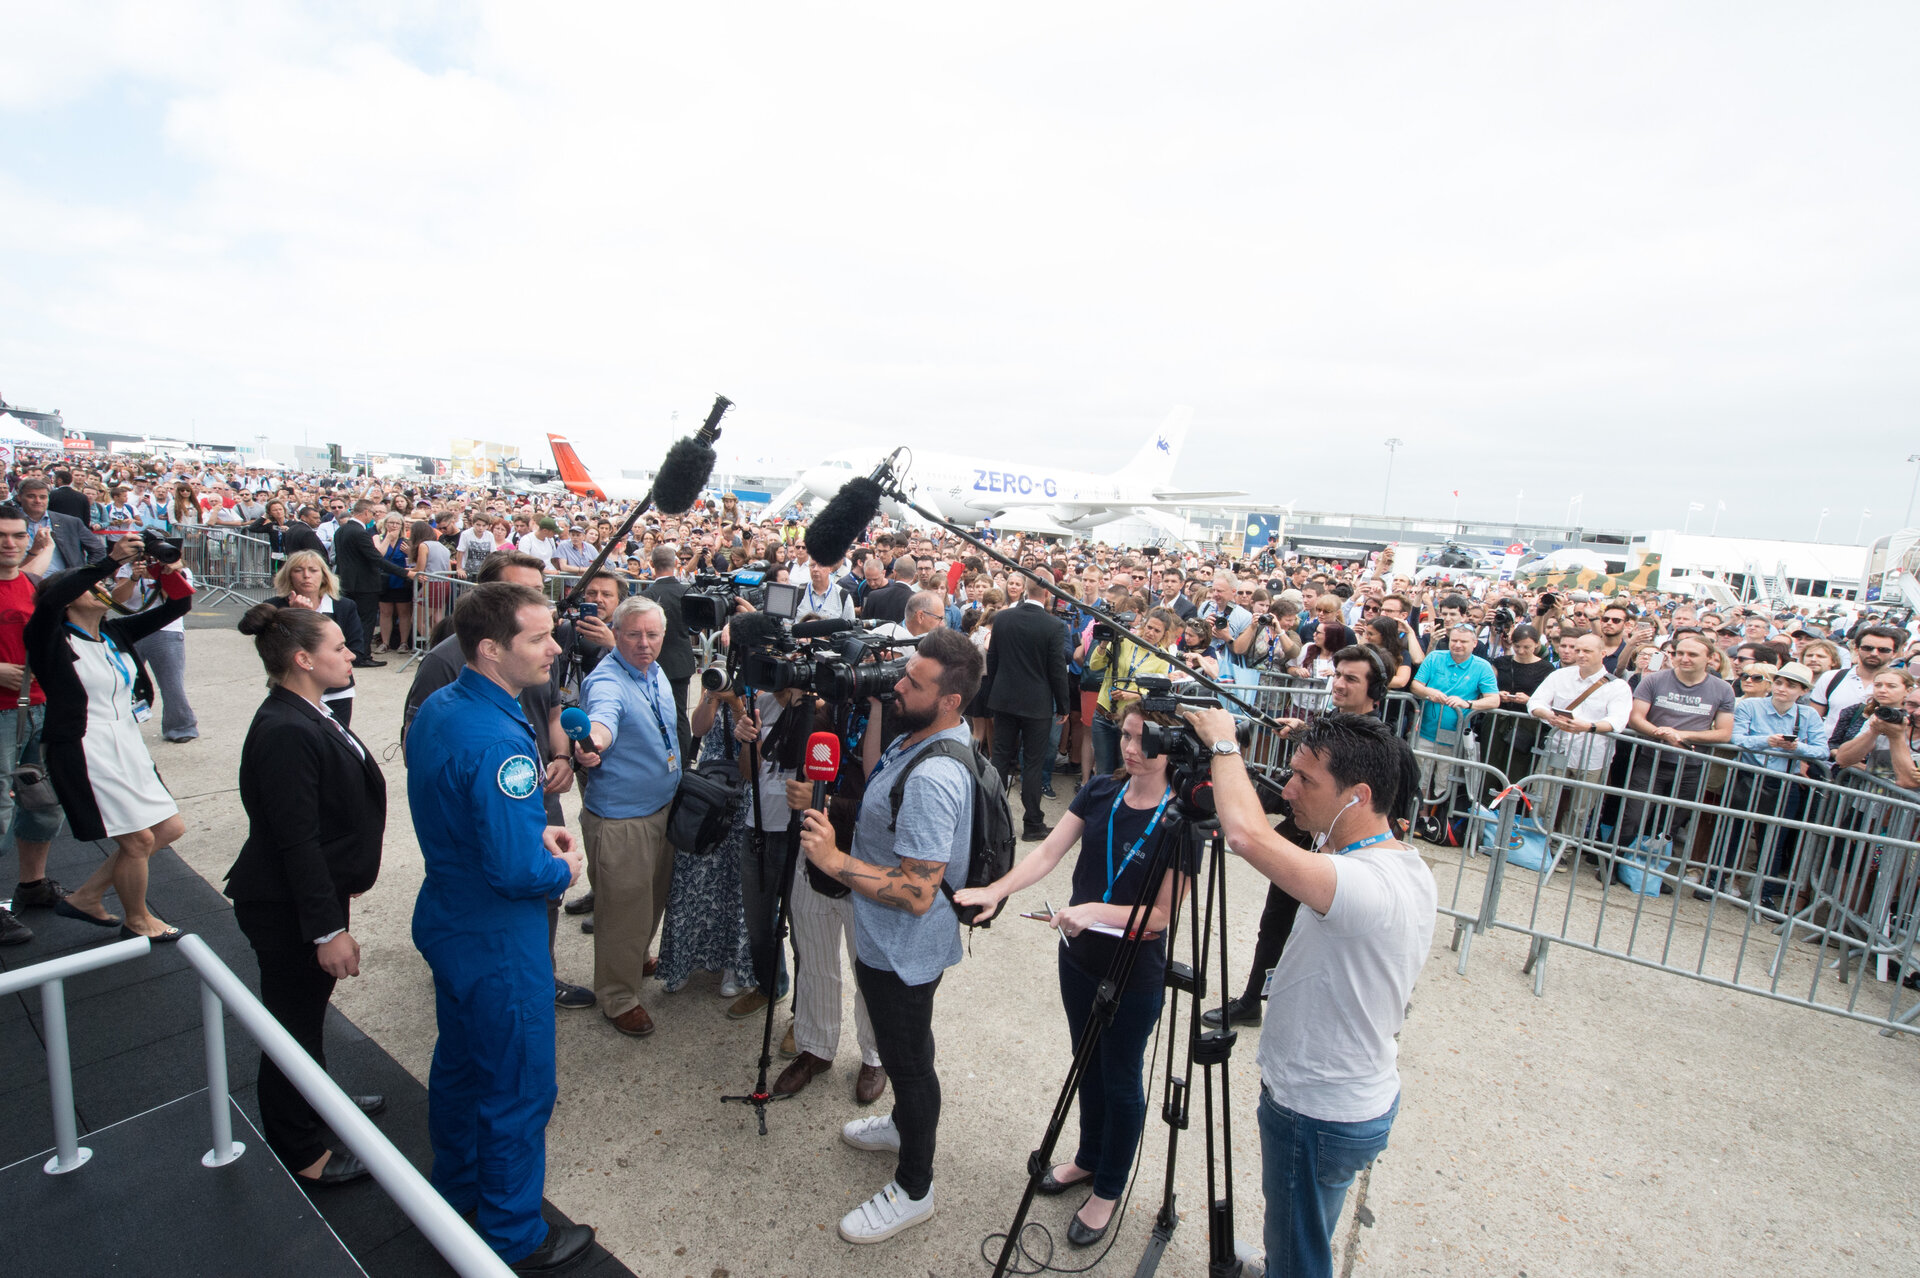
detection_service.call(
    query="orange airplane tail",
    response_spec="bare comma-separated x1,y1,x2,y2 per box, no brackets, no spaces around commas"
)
547,434,606,500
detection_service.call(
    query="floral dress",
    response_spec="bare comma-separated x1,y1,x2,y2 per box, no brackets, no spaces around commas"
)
655,709,754,989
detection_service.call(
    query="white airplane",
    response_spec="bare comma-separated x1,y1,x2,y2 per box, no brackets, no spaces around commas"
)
774,407,1242,537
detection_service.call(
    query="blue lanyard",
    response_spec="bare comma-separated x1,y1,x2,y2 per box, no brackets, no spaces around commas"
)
67,624,134,691
627,659,677,761
1103,785,1171,903
1331,831,1393,856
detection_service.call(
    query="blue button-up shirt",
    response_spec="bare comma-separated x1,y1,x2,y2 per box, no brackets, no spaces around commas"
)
1731,696,1829,772
580,648,681,820
25,513,65,573
407,667,572,962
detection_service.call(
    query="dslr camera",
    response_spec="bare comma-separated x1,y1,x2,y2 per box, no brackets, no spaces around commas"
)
1873,704,1909,726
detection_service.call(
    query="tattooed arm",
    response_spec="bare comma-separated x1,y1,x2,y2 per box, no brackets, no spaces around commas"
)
797,809,949,916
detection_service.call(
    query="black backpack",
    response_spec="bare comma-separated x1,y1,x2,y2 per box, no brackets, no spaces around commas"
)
886,737,1017,929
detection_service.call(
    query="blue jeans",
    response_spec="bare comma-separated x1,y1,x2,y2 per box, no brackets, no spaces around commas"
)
0,705,66,855
1057,948,1163,1199
1256,1087,1397,1278
1090,712,1121,776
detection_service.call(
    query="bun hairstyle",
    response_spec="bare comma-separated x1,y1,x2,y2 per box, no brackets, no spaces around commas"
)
238,602,334,684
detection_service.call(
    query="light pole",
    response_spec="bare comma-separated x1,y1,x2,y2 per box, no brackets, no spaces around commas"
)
1564,493,1582,525
1906,454,1920,528
1856,508,1872,544
1814,507,1829,542
1382,438,1403,515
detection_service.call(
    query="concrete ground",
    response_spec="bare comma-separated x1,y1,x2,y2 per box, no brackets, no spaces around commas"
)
129,610,1920,1276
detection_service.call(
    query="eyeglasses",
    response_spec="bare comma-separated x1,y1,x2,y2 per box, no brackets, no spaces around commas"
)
1859,645,1895,655
1740,674,1772,683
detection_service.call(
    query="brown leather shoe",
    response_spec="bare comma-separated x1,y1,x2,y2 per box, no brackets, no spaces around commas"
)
855,1063,888,1105
611,1005,655,1038
773,1051,832,1095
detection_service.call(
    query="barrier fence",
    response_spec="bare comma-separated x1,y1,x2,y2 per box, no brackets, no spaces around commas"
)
1238,670,1920,1038
401,570,603,669
176,527,276,609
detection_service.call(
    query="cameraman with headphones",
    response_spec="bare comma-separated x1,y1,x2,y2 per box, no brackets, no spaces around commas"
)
1206,644,1395,1030
1180,706,1434,1278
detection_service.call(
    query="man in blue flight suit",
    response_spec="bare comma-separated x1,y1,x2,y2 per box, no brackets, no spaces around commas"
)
408,582,596,1274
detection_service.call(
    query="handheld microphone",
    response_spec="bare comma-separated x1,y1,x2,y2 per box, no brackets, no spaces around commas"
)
560,706,593,761
803,731,841,812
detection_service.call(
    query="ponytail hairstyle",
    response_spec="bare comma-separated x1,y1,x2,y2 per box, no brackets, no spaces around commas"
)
238,602,335,685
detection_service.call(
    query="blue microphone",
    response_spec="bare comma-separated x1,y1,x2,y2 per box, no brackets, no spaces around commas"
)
560,706,593,765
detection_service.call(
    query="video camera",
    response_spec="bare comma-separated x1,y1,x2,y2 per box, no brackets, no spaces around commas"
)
732,618,915,704
1130,674,1255,775
682,566,799,632
1088,610,1137,646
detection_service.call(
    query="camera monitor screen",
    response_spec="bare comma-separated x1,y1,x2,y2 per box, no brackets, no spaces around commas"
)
764,581,802,621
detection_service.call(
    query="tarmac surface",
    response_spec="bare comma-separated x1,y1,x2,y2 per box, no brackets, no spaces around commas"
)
46,602,1920,1276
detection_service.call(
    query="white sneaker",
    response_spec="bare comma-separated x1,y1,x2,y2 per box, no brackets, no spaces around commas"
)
719,968,743,998
838,1179,934,1244
841,1113,901,1152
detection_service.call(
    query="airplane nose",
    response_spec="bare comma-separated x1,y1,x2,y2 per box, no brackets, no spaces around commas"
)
802,465,846,498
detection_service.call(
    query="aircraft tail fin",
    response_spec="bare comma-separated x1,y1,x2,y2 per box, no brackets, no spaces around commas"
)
1116,406,1192,485
547,434,607,500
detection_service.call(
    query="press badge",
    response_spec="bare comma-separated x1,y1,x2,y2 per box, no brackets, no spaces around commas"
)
131,699,154,724
1260,964,1277,997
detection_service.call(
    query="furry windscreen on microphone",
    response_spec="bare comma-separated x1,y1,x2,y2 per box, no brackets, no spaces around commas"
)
727,610,786,653
652,437,717,515
803,476,883,567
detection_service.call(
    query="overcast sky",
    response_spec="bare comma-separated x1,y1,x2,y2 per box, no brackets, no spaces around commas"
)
3,3,1917,541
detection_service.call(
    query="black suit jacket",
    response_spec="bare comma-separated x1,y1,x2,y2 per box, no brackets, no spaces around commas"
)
48,486,90,522
862,580,912,624
985,600,1070,717
644,575,696,682
282,521,328,564
332,519,389,595
225,687,386,942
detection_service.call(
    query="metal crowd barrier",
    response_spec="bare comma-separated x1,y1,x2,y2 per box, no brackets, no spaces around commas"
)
402,567,648,670
0,934,513,1276
177,526,275,609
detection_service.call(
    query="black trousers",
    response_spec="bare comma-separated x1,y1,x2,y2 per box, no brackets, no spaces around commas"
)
1239,881,1304,1005
992,713,1051,830
855,960,942,1199
346,591,381,661
234,899,343,1172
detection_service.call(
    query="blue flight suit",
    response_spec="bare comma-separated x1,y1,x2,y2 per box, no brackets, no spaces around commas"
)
408,667,573,1262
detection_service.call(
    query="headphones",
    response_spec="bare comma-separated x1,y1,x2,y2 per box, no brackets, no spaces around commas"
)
1337,644,1391,705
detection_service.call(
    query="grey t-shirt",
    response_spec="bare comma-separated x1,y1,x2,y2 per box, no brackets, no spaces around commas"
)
1633,668,1735,735
850,723,973,985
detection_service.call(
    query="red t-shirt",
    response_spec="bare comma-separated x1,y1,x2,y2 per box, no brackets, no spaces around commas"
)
0,573,45,706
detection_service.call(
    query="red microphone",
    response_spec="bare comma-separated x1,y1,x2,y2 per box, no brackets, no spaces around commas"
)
803,731,841,812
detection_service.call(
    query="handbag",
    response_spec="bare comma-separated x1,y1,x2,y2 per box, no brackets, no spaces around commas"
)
665,758,743,856
10,659,62,814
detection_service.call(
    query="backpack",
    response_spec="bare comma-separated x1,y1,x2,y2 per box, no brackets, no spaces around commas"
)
886,737,1017,929
665,757,743,856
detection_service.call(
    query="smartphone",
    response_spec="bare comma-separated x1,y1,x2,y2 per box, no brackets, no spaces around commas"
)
577,601,599,620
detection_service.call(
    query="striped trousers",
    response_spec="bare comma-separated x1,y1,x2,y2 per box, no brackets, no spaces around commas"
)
789,858,881,1067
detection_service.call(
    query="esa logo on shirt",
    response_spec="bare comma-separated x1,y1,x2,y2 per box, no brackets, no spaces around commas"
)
497,754,540,799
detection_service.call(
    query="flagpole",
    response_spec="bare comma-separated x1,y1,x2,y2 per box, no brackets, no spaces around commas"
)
1710,500,1724,536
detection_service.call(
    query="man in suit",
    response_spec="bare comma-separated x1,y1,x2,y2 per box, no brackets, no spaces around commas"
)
13,479,105,575
986,568,1071,840
331,500,390,668
861,554,916,625
284,505,329,563
47,469,90,523
642,544,694,764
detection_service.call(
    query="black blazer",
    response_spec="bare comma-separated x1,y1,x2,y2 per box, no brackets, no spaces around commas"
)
985,600,1071,717
48,486,91,522
332,519,389,595
283,521,328,564
225,686,386,942
644,575,696,682
23,556,193,747
255,594,364,660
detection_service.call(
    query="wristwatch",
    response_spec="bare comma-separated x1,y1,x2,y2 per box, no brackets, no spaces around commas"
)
1211,739,1241,758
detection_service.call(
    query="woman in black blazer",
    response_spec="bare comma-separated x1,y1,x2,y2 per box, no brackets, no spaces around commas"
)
226,601,387,1188
253,549,362,728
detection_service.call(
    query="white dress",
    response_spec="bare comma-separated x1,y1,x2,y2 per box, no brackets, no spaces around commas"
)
71,634,178,836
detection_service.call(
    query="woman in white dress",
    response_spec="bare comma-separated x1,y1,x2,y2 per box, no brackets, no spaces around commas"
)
27,535,195,942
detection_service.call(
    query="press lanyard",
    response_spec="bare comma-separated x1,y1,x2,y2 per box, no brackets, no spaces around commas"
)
806,586,836,614
67,624,133,691
1331,831,1394,856
1103,785,1171,903
627,659,677,767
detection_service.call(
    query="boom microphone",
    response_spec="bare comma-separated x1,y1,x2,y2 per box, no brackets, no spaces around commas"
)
802,447,904,568
790,617,856,640
652,436,718,516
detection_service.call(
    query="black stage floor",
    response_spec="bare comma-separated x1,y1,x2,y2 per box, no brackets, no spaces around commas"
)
0,833,632,1277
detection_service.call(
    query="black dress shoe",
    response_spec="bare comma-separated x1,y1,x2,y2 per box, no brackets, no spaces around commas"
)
510,1222,595,1274
352,1095,386,1117
300,1149,372,1188
1021,823,1052,842
1037,1165,1093,1196
351,658,387,669
1066,1209,1110,1248
563,891,595,915
1201,995,1262,1029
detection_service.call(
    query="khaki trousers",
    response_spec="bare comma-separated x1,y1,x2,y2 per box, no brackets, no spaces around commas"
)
581,808,673,1019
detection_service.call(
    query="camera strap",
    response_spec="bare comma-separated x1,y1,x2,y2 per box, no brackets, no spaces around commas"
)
1102,785,1170,903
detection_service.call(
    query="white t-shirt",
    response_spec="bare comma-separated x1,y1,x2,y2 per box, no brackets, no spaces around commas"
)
519,533,556,565
456,528,496,575
1256,841,1437,1123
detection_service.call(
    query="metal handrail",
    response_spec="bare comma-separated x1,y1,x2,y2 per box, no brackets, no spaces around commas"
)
2,935,513,1277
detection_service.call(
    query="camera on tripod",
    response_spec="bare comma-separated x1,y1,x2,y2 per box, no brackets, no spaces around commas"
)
736,625,912,704
682,566,801,632
1088,610,1137,646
